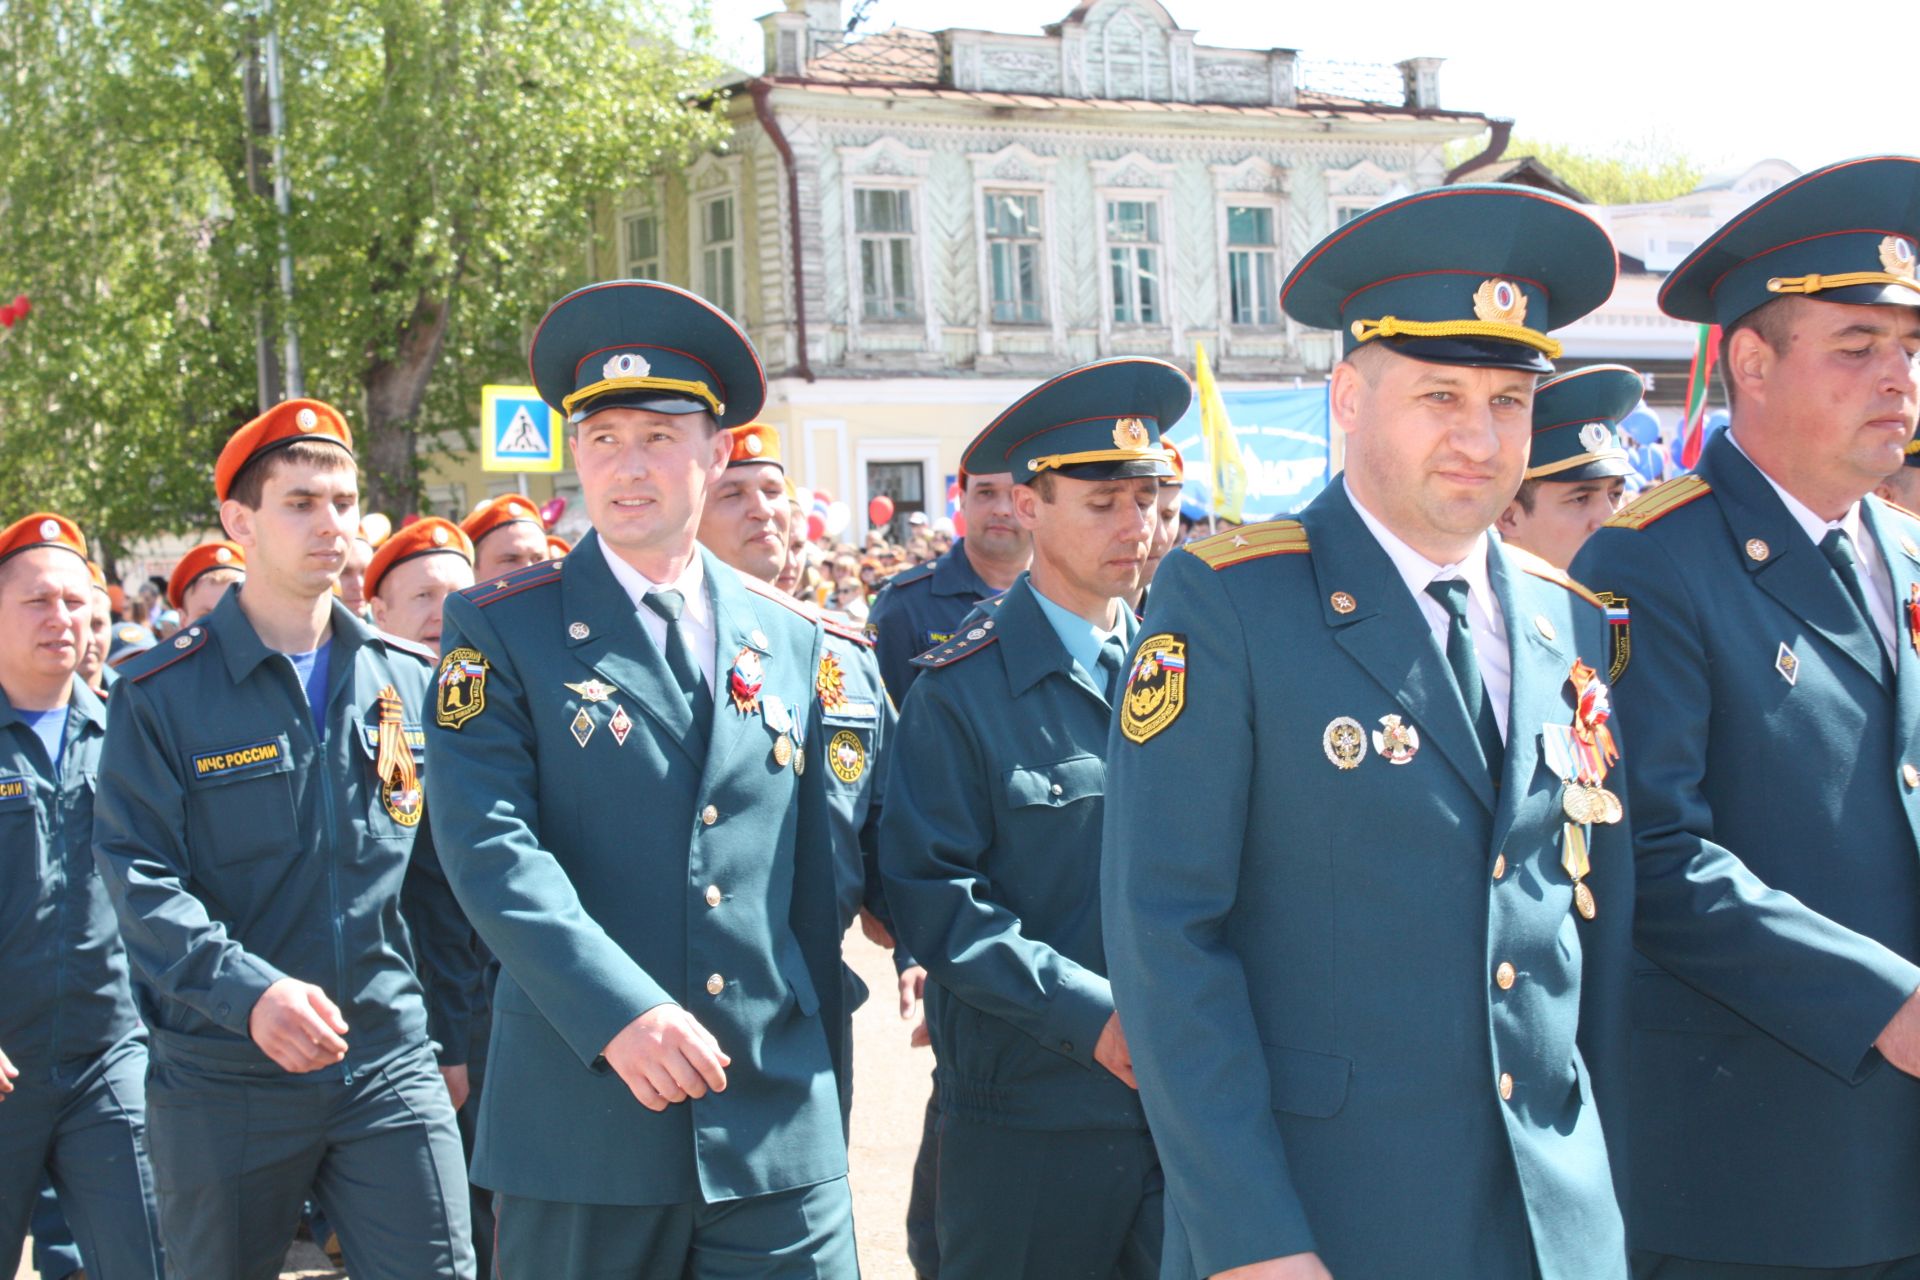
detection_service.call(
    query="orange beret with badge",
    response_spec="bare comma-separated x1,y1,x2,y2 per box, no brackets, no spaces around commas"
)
167,541,246,609
0,512,88,566
726,422,784,471
460,495,544,550
364,517,473,600
214,399,355,503
546,534,573,559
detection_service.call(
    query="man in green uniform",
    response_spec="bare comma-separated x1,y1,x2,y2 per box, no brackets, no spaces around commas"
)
93,401,474,1279
1496,364,1643,570
1104,184,1633,1280
424,281,856,1278
882,357,1191,1279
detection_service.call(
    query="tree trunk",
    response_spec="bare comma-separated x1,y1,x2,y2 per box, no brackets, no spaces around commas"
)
360,287,452,516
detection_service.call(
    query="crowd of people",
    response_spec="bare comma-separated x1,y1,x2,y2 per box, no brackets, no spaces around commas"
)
5,153,1920,1280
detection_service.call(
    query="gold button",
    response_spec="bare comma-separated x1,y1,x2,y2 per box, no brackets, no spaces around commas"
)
1904,764,1919,791
1492,853,1507,880
704,885,722,907
706,973,725,996
1495,962,1516,990
1499,1072,1514,1101
701,805,718,826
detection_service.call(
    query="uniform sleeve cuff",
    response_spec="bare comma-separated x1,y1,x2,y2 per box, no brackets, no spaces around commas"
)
213,956,290,1037
1037,968,1114,1070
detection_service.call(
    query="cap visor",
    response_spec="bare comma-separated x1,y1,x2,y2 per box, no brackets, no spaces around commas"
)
1378,335,1554,375
569,391,712,425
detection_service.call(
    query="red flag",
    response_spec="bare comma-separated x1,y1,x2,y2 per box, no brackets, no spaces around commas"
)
1680,323,1721,469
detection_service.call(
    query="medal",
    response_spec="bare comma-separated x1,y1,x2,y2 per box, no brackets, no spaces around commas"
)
773,733,793,768
1371,714,1420,765
1322,716,1367,770
1574,881,1597,921
763,695,791,735
608,704,633,747
1565,661,1622,825
569,707,594,747
728,648,764,715
1561,783,1595,824
1562,821,1597,920
1907,583,1920,661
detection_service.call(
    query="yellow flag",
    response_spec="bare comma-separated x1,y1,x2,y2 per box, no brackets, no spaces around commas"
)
1195,342,1248,523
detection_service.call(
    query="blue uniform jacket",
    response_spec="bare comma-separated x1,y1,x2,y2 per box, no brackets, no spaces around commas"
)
881,575,1147,1132
865,538,996,701
1103,480,1632,1280
423,538,848,1206
92,591,451,1080
1572,431,1920,1267
0,678,142,1078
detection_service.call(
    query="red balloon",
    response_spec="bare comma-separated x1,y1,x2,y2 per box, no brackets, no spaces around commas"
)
11,295,27,317
398,513,422,528
868,495,895,526
952,510,967,537
813,490,832,505
807,512,827,541
0,305,14,329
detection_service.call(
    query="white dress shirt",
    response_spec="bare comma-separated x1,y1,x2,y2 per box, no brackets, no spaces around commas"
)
1729,432,1896,658
596,538,718,690
1347,481,1511,740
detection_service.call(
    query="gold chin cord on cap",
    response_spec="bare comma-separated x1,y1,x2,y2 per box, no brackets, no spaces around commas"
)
1348,316,1564,359
1025,446,1175,476
561,375,724,417
1766,272,1920,297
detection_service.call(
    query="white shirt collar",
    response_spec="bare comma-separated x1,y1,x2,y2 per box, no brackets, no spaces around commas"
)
1345,480,1502,629
597,537,711,629
1727,430,1865,548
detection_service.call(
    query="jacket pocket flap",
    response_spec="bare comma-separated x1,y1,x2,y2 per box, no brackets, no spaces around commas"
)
1265,1043,1353,1118
1004,754,1105,809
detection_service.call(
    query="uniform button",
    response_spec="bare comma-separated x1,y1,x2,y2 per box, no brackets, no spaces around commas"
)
1059,1041,1073,1053
1495,962,1516,990
1904,764,1919,790
706,974,725,996
705,885,722,907
1492,853,1507,880
701,804,719,826
1498,1072,1514,1101
1051,783,1063,796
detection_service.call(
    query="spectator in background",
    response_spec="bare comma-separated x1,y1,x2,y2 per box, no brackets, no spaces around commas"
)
1875,440,1920,511
829,553,869,622
337,528,374,616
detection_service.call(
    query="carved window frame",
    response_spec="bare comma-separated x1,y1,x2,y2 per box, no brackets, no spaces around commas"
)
686,154,746,320
1210,158,1289,336
619,179,666,281
837,138,939,353
1093,152,1180,352
968,144,1064,353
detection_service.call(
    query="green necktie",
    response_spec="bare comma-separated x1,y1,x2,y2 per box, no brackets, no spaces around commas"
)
643,589,712,748
1424,577,1504,777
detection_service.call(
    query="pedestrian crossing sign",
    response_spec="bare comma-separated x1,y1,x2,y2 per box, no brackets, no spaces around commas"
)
480,385,563,473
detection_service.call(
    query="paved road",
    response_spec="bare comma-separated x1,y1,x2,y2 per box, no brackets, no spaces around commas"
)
16,932,932,1278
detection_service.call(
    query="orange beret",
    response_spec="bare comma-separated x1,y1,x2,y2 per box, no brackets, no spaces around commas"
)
460,495,544,548
1163,440,1185,483
546,535,573,559
365,518,473,600
0,513,87,566
87,560,107,591
726,422,783,470
215,399,354,502
167,541,246,609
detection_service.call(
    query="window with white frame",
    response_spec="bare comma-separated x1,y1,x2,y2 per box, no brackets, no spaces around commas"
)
698,194,737,315
1106,199,1163,326
623,210,661,279
984,191,1045,324
1332,200,1374,228
855,188,919,321
1226,205,1279,327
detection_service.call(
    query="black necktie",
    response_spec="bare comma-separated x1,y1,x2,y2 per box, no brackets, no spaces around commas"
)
1096,635,1128,704
1819,528,1891,676
642,589,712,747
1425,577,1504,777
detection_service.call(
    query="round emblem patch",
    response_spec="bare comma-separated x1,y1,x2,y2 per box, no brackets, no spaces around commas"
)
381,777,423,827
829,729,866,783
1119,633,1188,745
295,407,318,430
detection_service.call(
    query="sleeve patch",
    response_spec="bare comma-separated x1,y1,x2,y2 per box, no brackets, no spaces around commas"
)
1595,591,1631,681
1119,632,1188,745
435,648,491,729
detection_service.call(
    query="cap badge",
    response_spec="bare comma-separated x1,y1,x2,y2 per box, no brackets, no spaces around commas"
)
38,518,60,541
1881,235,1917,280
744,433,764,456
603,352,652,380
431,527,449,546
214,546,233,563
1473,278,1528,326
295,407,318,431
1112,417,1149,452
1579,423,1615,453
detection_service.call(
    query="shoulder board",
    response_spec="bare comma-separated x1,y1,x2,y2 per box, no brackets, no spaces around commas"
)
1877,496,1920,526
821,610,875,647
881,561,936,591
1503,543,1604,609
464,558,562,607
1603,475,1711,531
1186,520,1309,571
741,573,822,623
124,627,212,684
376,630,437,665
909,619,1000,670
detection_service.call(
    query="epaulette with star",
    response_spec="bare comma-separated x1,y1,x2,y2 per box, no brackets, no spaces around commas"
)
821,610,874,648
378,630,438,666
910,608,1001,669
1503,543,1605,609
1185,520,1309,571
879,560,936,592
741,572,825,624
122,625,212,684
465,557,563,607
1603,475,1710,531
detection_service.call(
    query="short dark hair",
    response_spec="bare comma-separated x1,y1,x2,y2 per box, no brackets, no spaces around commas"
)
1024,472,1058,503
1510,477,1541,515
227,440,357,510
1719,297,1799,411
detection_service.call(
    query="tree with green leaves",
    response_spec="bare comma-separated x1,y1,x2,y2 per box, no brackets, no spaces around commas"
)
0,0,728,563
1449,132,1704,206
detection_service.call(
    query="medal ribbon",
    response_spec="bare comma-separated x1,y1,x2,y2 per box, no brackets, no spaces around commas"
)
1567,660,1619,785
375,684,420,797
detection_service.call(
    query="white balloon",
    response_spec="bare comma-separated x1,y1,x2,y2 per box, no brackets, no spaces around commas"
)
825,501,851,538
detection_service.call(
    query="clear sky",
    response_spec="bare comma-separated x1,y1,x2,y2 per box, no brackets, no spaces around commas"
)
708,0,1912,176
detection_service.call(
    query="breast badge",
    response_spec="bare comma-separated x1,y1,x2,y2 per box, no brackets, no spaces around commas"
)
1371,714,1420,765
1119,633,1187,746
1322,716,1367,770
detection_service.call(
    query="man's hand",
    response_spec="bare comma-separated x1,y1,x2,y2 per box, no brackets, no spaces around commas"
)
858,906,895,950
1213,1255,1332,1280
440,1063,471,1111
1875,986,1920,1076
0,1044,15,1100
1094,1011,1137,1089
249,978,349,1073
603,1005,731,1112
899,965,930,1048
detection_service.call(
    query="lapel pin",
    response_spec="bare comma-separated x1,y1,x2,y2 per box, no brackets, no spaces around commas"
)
608,704,633,747
1776,642,1799,686
568,621,589,640
1330,591,1357,615
728,648,764,714
1371,714,1419,764
1746,538,1771,563
1322,716,1367,770
569,707,595,747
750,628,769,651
